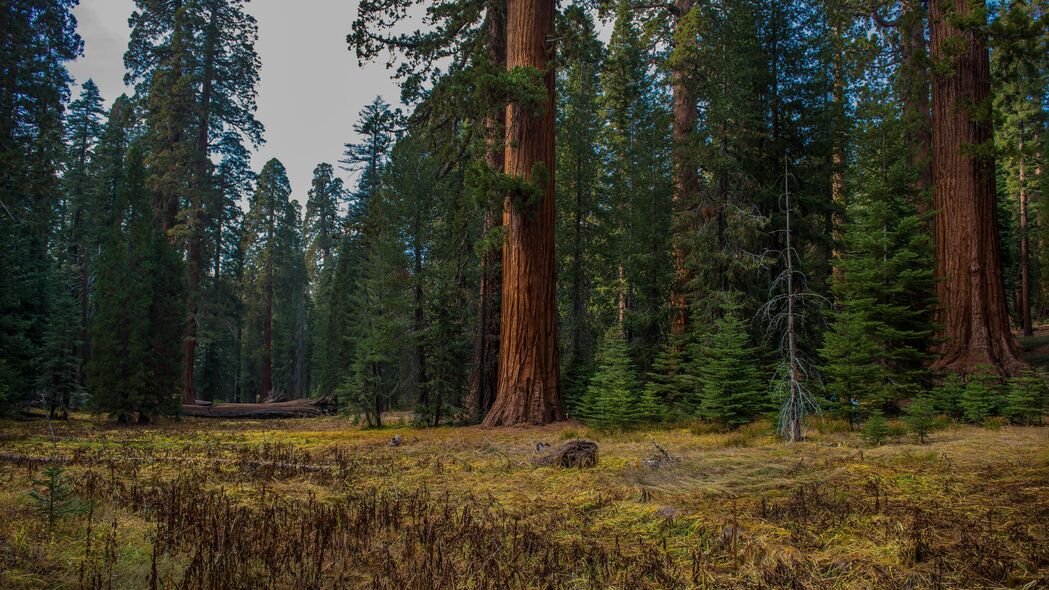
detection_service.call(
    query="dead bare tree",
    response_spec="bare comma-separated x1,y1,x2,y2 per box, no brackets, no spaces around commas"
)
758,159,826,442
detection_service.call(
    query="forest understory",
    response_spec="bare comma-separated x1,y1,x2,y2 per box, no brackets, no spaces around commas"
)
1,414,1047,590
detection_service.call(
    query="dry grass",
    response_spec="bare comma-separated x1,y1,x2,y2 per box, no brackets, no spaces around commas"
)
0,414,1047,589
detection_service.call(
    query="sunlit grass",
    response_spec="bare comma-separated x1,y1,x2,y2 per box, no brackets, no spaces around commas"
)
0,413,1047,588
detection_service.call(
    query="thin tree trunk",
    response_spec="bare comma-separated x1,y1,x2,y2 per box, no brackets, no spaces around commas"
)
928,0,1024,376
1019,133,1032,336
413,210,429,414
468,0,505,421
830,19,846,277
482,0,563,427
670,0,697,336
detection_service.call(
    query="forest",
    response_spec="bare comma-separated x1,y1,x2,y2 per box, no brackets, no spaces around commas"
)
1,0,1048,588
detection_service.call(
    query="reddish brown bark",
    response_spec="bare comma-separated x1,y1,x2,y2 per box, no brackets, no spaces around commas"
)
670,0,697,336
481,0,563,427
468,0,505,421
929,0,1024,376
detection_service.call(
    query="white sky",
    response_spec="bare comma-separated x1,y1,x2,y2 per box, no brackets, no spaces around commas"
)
68,0,405,203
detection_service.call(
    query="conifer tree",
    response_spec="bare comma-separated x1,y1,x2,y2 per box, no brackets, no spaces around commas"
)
89,145,184,423
0,0,82,412
581,325,643,429
556,6,604,408
904,396,937,443
599,0,673,369
62,80,106,389
1004,370,1047,425
241,159,301,401
694,295,767,428
960,369,1002,423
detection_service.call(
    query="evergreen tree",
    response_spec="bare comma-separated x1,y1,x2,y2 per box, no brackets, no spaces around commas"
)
904,396,937,443
0,0,82,412
556,6,604,408
862,409,890,445
88,145,184,423
598,1,673,369
641,333,692,419
62,80,106,392
694,294,767,428
932,373,966,418
241,159,303,401
580,325,644,430
1004,370,1047,425
960,369,1002,423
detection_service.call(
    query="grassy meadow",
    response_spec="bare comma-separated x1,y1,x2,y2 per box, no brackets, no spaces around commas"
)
0,415,1047,589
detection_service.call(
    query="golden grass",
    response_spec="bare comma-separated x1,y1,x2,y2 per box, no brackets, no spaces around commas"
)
0,414,1046,589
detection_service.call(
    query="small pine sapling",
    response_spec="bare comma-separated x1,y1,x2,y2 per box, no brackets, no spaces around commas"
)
904,396,937,443
1004,370,1047,425
28,465,83,530
961,368,1001,423
862,410,890,445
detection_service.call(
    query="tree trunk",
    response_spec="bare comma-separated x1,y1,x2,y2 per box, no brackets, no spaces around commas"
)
180,5,219,406
468,0,505,421
260,283,272,401
1019,134,1032,336
929,0,1024,376
482,0,563,427
670,0,697,336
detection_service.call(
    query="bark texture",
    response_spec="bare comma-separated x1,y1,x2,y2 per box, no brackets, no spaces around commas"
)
929,0,1024,375
482,0,563,427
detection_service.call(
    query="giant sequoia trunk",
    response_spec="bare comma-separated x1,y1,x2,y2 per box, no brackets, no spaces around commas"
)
929,0,1024,376
670,0,697,336
468,1,506,421
481,0,563,427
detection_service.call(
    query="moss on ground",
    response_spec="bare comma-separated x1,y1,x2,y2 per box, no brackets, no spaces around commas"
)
0,414,1046,588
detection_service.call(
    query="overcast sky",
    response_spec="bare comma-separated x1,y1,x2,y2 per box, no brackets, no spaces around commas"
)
68,0,405,203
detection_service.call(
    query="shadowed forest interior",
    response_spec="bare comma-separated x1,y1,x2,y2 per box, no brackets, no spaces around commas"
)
1,0,1048,588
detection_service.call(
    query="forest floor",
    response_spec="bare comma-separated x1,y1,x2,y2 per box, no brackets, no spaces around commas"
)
0,414,1047,589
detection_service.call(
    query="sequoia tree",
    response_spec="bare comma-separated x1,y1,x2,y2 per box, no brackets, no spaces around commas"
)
928,0,1024,375
481,0,564,426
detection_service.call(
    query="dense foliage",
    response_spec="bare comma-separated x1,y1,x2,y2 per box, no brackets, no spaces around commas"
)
1,0,1047,433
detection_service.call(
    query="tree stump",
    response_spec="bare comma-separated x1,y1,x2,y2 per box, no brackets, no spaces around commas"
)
532,439,598,468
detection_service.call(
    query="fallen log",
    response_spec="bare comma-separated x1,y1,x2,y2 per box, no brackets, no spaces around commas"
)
181,396,336,419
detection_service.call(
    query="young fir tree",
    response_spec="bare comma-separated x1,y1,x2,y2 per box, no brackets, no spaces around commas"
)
642,333,693,419
904,396,937,443
1004,370,1047,425
960,369,1002,424
63,80,106,391
819,299,884,417
580,324,645,430
314,98,398,402
932,373,966,418
821,94,936,415
862,409,890,446
694,294,767,428
88,145,184,423
340,196,411,428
